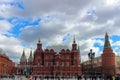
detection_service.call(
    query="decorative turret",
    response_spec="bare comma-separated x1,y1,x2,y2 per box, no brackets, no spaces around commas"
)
73,35,76,44
28,48,33,75
78,45,81,62
37,39,42,50
20,49,27,69
28,48,33,63
78,46,80,53
72,36,77,51
101,32,116,76
104,32,111,49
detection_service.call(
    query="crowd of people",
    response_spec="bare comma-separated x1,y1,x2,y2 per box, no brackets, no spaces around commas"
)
0,75,120,80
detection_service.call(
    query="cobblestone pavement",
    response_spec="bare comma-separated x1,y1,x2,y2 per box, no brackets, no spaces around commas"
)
0,76,103,80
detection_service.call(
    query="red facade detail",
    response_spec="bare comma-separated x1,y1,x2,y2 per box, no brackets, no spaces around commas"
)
33,40,82,77
102,48,116,76
14,38,82,77
0,53,15,76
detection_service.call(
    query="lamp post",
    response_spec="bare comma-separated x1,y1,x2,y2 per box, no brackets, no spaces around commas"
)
88,49,95,80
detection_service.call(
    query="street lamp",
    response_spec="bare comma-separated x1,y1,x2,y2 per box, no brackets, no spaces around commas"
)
88,49,95,80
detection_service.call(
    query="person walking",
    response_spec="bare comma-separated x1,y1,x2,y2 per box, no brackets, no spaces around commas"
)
112,75,115,80
19,76,23,80
29,76,33,80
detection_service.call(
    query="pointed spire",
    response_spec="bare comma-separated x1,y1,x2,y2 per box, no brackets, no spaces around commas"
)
73,35,76,44
38,38,41,43
37,38,42,50
22,48,25,57
29,48,32,58
28,48,33,62
104,32,111,49
78,45,80,53
72,35,77,51
20,48,27,63
105,32,108,39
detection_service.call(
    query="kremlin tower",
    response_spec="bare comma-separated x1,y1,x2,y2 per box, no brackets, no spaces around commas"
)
102,33,116,76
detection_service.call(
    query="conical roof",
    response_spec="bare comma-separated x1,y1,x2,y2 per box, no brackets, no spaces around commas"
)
20,49,27,62
104,32,111,49
28,48,33,62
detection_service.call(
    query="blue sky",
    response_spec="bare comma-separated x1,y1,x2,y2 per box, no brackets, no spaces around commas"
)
8,17,41,36
0,0,120,63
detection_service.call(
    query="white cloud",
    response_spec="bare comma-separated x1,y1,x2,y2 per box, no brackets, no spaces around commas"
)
94,39,104,46
0,34,31,63
105,0,120,6
112,41,120,47
0,20,13,34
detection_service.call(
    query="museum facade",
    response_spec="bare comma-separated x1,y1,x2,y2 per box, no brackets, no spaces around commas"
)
16,37,82,77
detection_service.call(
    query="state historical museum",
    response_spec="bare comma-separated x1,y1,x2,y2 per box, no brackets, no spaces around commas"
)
18,37,82,77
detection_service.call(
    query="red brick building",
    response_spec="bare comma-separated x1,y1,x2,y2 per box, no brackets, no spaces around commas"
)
33,37,82,77
0,50,15,77
16,37,82,77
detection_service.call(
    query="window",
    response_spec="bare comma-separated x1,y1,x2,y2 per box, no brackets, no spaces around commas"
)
56,62,59,66
62,62,64,67
51,56,53,59
46,56,48,59
38,63,40,66
62,56,64,59
38,57,40,59
67,62,69,67
50,62,53,66
66,56,69,59
74,61,76,65
46,62,48,67
74,56,77,59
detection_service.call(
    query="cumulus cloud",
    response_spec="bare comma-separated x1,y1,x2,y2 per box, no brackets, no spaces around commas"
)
0,20,13,34
20,0,91,17
0,34,31,63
